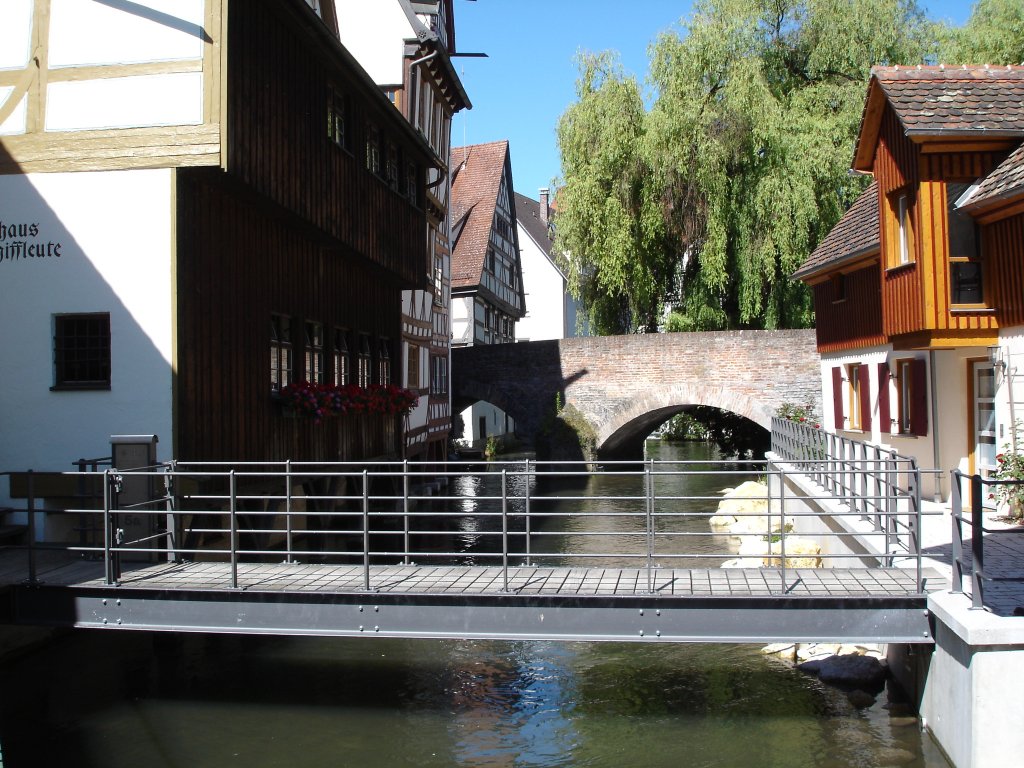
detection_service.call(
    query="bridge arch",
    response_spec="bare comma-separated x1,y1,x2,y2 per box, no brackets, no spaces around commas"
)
451,330,820,460
598,383,774,458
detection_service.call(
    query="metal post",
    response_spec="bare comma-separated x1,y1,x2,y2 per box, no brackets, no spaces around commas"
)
363,469,371,591
524,459,532,567
501,469,509,593
403,459,410,565
951,470,964,594
646,459,654,594
910,465,923,593
229,471,238,589
885,456,897,566
164,462,178,563
779,467,787,595
970,473,984,609
26,470,36,585
284,460,293,564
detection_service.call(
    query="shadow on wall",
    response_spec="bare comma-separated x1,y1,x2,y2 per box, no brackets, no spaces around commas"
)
451,340,589,461
0,141,175,478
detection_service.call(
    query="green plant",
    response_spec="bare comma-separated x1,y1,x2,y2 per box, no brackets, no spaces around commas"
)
991,448,1024,516
776,402,820,429
484,435,500,460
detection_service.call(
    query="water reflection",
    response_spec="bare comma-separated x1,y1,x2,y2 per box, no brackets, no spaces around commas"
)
0,441,950,768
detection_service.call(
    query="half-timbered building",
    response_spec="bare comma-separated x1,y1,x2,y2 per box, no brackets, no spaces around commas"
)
450,140,526,444
795,65,1024,499
0,0,436,476
335,0,470,466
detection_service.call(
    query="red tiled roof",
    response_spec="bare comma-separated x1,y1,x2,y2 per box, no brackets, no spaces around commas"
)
450,140,509,289
793,182,879,281
854,65,1024,171
874,65,1024,135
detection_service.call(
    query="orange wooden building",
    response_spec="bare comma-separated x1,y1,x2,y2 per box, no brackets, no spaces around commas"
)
795,65,1024,496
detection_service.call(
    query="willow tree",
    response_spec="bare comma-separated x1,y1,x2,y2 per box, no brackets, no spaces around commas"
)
556,0,937,333
940,0,1024,65
555,52,671,334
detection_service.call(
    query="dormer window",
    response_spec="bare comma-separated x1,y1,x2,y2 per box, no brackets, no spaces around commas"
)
948,182,983,306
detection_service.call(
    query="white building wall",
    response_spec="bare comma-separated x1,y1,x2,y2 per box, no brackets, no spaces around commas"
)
0,169,175,476
48,0,206,67
334,0,411,85
44,0,206,132
515,223,566,342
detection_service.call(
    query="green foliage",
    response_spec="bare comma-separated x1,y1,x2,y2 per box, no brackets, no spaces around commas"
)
555,52,672,334
484,435,500,461
939,0,1024,65
685,406,769,459
775,402,819,427
536,395,598,462
660,412,712,441
556,0,943,333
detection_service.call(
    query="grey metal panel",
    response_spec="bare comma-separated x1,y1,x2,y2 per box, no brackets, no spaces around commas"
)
9,586,933,644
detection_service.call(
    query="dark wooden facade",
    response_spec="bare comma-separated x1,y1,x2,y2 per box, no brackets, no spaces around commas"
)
812,262,886,353
174,0,433,461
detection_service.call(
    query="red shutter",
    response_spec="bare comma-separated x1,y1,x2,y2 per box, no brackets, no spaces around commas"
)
877,363,891,435
911,358,929,436
832,367,844,430
858,364,872,431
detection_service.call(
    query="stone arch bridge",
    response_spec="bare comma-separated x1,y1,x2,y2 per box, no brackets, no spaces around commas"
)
452,330,821,459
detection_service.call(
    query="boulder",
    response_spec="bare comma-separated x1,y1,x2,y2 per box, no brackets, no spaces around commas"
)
799,653,888,692
760,537,823,569
710,481,789,537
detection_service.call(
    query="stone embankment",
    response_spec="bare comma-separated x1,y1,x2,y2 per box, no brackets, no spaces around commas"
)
711,481,888,700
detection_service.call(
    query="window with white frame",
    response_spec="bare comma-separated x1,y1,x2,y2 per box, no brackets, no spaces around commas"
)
270,314,292,392
304,321,323,384
378,340,391,385
332,328,349,386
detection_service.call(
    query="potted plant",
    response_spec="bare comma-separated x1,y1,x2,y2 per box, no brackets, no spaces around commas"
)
991,449,1024,520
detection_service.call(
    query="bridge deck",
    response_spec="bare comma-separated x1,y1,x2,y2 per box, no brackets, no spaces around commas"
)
0,552,941,643
9,556,931,598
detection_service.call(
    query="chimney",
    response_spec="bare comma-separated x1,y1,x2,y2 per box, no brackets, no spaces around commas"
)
539,188,550,227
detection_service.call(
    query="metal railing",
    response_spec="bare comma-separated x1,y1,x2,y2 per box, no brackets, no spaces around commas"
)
0,457,928,595
950,469,1024,609
771,417,924,551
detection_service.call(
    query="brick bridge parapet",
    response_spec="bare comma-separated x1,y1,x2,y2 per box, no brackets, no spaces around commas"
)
452,330,821,458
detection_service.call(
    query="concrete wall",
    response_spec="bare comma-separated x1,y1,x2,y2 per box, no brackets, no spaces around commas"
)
917,592,1024,768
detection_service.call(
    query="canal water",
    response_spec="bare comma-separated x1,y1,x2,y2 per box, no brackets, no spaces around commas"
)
0,441,951,768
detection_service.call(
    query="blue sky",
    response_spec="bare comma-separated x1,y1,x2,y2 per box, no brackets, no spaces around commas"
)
450,0,976,201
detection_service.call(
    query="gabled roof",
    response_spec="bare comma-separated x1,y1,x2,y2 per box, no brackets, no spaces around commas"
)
450,140,509,289
793,182,879,282
963,143,1024,213
513,192,552,251
514,191,567,280
854,65,1024,172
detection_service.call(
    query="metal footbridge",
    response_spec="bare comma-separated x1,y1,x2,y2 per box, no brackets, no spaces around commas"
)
0,450,941,643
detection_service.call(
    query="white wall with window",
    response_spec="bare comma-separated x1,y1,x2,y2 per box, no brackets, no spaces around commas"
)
0,169,175,477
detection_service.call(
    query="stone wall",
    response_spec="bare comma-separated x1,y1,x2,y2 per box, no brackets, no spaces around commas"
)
452,330,821,456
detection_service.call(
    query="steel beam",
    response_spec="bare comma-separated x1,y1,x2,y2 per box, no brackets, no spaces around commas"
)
9,585,933,643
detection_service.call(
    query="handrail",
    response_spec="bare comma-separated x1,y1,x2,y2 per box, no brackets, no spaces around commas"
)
0,458,930,595
950,469,1024,609
771,417,922,552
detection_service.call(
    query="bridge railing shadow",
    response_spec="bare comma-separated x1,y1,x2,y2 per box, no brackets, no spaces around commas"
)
0,455,930,596
947,469,1024,615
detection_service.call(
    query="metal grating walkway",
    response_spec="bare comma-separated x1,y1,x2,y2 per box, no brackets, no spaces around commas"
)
0,553,942,644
